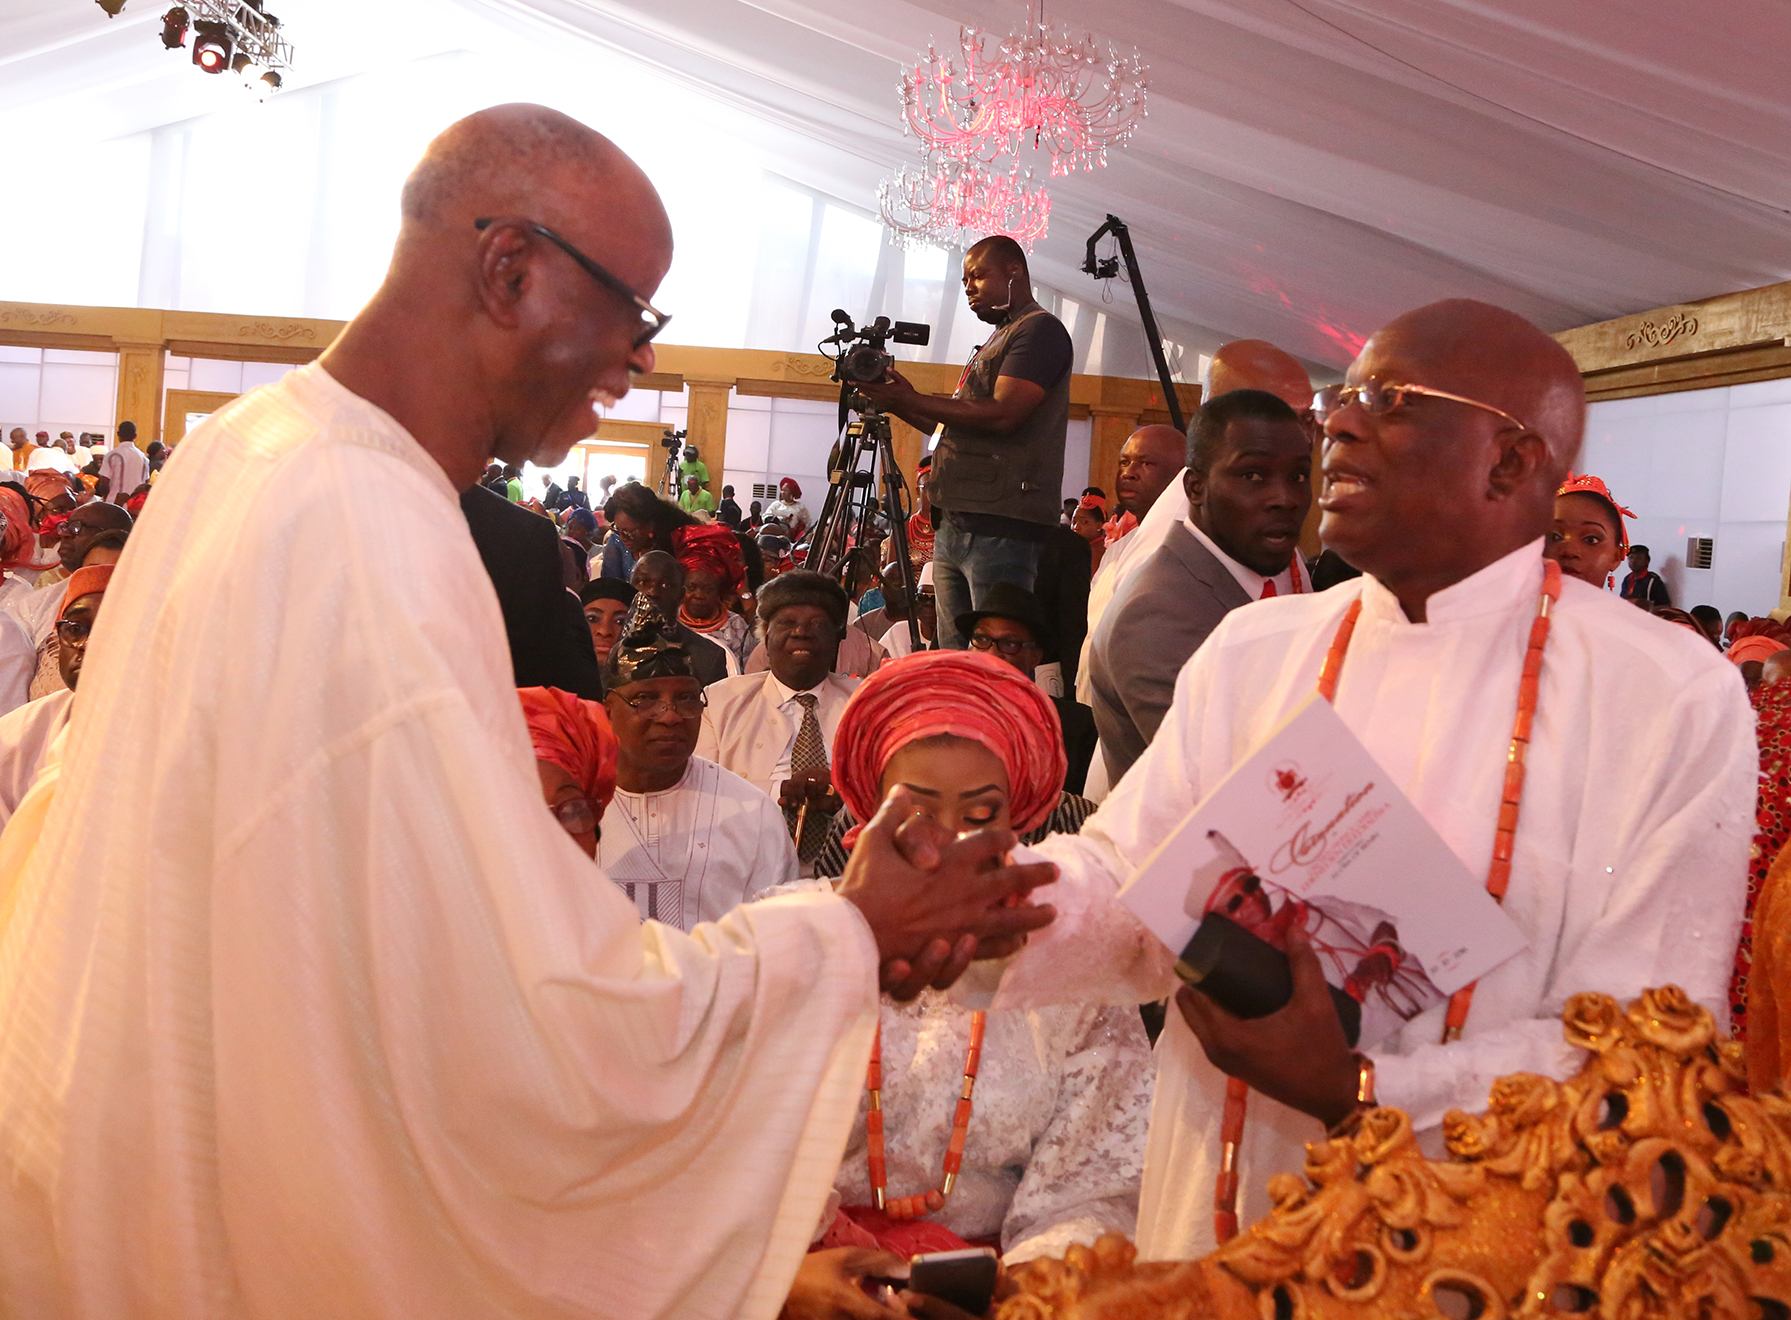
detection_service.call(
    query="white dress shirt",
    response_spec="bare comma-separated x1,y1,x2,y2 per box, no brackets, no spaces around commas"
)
600,756,800,931
0,687,71,829
984,539,1756,1261
1182,515,1300,600
697,669,862,799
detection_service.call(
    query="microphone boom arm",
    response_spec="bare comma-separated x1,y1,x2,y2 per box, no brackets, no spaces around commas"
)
1083,214,1186,433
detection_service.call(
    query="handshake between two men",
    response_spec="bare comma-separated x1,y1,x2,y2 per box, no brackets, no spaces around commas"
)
832,786,1058,1000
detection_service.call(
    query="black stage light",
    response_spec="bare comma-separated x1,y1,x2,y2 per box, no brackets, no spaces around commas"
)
258,69,282,93
160,6,189,47
230,51,253,75
191,19,232,73
95,0,128,15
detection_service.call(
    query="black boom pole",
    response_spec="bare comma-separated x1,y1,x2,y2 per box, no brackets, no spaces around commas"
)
1083,214,1185,433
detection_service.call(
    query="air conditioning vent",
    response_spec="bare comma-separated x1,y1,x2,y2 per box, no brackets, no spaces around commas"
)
752,482,778,501
1687,537,1714,570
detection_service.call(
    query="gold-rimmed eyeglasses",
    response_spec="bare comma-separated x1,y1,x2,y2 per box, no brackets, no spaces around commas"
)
1317,380,1529,433
474,216,670,350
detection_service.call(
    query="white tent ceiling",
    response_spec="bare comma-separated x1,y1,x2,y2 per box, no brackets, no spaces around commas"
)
4,0,1790,368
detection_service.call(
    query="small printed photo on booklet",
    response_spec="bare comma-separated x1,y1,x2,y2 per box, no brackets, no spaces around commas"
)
1119,695,1527,1047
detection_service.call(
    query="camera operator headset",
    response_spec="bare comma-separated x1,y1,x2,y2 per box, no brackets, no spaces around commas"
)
853,234,1074,651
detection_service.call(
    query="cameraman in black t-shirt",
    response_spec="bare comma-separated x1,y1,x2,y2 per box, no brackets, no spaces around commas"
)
856,234,1073,649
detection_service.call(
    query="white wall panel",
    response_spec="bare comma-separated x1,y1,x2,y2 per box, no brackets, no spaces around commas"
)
0,365,41,426
1063,416,1092,502
240,361,299,392
1585,383,1791,618
722,407,771,473
1720,404,1791,523
38,363,116,431
188,359,245,393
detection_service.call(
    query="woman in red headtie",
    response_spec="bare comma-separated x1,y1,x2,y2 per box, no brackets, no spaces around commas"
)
674,522,752,668
0,486,42,606
782,651,1152,1314
518,686,618,859
1545,472,1634,590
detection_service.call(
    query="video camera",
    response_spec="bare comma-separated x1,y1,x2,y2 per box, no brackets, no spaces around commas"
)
660,426,687,451
819,310,930,387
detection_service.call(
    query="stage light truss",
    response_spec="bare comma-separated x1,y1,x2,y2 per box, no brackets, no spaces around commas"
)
161,0,293,94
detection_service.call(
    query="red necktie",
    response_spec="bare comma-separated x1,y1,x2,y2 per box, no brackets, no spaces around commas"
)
1259,579,1276,599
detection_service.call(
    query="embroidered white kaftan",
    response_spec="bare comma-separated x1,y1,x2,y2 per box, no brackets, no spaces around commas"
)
599,755,798,931
0,363,881,1320
988,541,1756,1261
830,993,1154,1265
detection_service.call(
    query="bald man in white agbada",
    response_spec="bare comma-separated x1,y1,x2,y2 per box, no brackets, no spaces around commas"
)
0,105,1055,1320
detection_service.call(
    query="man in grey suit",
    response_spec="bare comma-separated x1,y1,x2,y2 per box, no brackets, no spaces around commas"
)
1087,389,1315,784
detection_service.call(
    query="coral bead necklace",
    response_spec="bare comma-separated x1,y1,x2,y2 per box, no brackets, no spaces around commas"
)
1214,559,1562,1244
866,1011,987,1219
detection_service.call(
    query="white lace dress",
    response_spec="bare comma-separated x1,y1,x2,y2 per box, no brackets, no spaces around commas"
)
829,990,1155,1263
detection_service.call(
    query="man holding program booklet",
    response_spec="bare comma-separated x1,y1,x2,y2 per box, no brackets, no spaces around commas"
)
967,298,1755,1260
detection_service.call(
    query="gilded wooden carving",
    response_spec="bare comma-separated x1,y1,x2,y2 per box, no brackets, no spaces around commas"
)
0,309,77,327
1623,313,1700,352
995,987,1791,1319
235,322,315,342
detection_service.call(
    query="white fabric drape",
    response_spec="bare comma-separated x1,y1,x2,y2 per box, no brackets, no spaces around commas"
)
6,0,1791,368
0,363,880,1320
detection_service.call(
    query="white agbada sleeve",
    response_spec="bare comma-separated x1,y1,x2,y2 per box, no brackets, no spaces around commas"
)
0,366,881,1320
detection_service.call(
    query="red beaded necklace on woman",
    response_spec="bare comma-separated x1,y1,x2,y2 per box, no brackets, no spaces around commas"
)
865,1011,987,1220
1213,558,1563,1243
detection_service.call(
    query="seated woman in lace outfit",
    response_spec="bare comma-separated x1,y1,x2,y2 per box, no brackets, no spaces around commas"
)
783,651,1154,1317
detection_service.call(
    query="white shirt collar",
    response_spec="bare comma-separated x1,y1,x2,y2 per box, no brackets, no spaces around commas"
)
1358,537,1547,628
1183,516,1297,600
766,671,829,707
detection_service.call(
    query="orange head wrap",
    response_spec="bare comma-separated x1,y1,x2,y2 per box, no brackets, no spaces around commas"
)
60,563,115,617
517,686,619,811
831,650,1066,837
1556,473,1636,551
0,486,33,571
25,471,67,503
1730,636,1788,667
672,522,746,600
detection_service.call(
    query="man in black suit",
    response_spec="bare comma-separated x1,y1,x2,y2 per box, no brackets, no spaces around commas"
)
460,483,604,700
1086,389,1313,784
955,583,1098,795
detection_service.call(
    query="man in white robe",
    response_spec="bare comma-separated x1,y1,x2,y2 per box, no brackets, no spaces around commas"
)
0,105,1057,1320
0,565,110,829
985,299,1755,1261
600,619,797,930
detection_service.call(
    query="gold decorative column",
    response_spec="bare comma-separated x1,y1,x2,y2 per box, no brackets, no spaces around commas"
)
683,377,732,500
1088,405,1139,497
114,341,165,448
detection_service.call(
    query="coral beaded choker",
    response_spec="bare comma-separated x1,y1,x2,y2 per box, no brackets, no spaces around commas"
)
1213,557,1563,1244
866,1011,986,1219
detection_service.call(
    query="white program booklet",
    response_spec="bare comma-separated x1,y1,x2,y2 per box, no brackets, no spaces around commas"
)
1119,694,1527,1047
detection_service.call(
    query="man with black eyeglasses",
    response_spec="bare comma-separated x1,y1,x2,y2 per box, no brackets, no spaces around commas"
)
0,563,113,829
0,104,1057,1320
956,582,1097,794
599,618,796,931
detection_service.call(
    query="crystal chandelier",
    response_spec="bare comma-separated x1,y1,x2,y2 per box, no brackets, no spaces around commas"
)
897,9,1148,177
878,154,1052,253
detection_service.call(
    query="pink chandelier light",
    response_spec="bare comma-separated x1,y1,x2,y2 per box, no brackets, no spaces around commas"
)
876,4,1147,253
898,10,1149,176
878,155,1052,253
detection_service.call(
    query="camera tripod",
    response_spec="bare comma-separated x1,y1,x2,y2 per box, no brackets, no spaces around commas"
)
804,391,923,654
656,427,688,500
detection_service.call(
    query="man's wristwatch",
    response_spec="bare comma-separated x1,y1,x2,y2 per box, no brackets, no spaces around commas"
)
1326,1052,1377,1139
